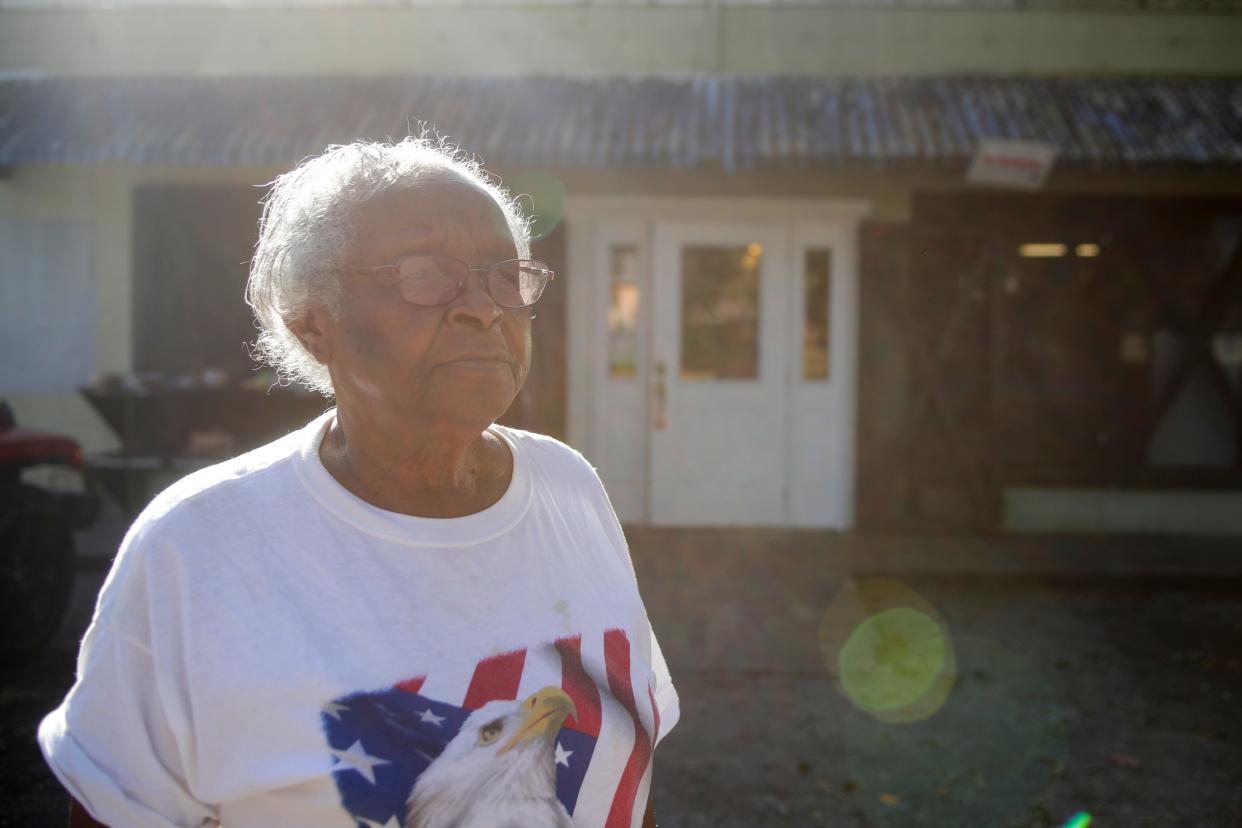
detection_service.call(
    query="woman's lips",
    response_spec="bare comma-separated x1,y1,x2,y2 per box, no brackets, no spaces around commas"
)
443,355,511,371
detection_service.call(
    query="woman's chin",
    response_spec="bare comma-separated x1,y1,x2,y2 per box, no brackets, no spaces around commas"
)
418,396,518,440
427,376,517,422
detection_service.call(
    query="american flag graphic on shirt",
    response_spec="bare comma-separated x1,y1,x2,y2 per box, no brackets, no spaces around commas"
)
320,628,662,828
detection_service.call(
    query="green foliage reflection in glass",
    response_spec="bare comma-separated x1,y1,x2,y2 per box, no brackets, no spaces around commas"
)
680,244,762,380
608,245,641,378
804,248,831,381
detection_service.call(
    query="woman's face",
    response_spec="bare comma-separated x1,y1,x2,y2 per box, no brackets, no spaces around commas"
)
308,178,532,441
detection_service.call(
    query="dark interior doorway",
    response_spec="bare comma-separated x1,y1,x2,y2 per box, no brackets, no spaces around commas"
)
858,194,1242,530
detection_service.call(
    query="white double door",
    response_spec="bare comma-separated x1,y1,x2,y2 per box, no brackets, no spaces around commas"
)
573,202,860,528
649,222,791,525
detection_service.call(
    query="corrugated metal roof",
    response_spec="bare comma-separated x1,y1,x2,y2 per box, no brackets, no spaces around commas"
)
2,75,1240,170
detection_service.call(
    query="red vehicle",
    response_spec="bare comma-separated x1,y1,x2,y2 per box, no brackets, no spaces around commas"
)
0,401,98,660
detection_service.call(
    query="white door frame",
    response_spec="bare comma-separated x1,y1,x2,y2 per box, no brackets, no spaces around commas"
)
565,196,870,528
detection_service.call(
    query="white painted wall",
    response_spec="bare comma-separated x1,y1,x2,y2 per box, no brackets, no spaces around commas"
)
0,219,96,393
1005,489,1242,537
3,5,1242,78
0,164,279,450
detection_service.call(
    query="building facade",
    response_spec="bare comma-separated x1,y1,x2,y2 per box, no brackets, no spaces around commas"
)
3,0,1242,532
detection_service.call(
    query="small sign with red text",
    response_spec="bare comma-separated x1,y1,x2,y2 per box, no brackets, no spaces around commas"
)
967,139,1057,190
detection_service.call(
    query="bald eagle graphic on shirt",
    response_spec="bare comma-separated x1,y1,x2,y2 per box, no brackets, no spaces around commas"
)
320,630,662,828
403,688,577,828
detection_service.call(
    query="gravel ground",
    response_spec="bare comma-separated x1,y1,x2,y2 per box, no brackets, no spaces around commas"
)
4,519,1241,827
635,530,1242,828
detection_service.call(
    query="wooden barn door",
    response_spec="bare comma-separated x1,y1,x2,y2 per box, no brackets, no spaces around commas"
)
856,221,999,530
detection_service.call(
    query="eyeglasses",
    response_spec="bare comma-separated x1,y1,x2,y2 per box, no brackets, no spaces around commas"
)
347,255,555,309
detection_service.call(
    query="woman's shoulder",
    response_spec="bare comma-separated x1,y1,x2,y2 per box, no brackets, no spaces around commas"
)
492,426,600,485
92,425,314,633
129,423,309,544
489,427,606,499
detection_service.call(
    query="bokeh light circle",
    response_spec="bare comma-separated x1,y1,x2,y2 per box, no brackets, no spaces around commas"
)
839,606,947,713
505,171,566,242
819,578,957,723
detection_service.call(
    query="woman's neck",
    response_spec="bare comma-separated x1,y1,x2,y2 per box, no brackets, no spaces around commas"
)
318,412,512,518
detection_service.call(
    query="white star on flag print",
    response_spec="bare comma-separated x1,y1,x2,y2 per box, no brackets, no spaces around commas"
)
417,709,445,727
319,628,663,828
357,816,402,828
331,740,390,786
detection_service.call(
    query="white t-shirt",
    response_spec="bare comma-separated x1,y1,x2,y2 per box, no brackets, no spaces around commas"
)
39,410,679,828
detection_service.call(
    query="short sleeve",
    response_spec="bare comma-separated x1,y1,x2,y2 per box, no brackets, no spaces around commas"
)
37,483,223,826
649,626,680,748
38,612,216,827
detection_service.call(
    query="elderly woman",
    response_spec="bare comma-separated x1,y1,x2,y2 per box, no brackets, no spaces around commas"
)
40,138,678,828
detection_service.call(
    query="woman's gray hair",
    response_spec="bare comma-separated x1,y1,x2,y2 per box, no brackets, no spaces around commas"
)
245,135,533,397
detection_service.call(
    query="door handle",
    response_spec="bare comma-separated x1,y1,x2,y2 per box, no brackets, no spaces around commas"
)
653,361,667,431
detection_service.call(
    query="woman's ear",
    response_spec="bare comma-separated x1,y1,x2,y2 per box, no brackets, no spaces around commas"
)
286,305,334,366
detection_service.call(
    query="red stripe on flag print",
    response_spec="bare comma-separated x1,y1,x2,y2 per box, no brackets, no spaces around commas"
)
603,629,652,828
462,648,527,709
555,635,602,737
394,675,426,695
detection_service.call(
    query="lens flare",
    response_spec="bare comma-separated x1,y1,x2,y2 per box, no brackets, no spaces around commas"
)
506,171,566,241
1063,812,1092,828
819,578,956,723
839,607,946,712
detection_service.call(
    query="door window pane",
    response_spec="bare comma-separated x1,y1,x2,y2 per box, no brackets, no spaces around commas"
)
804,248,832,380
607,245,641,378
680,244,762,380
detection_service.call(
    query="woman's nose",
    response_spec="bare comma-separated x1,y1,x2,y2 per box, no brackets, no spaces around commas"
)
446,269,502,328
